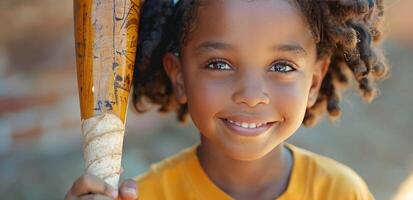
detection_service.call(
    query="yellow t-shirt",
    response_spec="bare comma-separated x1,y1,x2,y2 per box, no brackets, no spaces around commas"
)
135,143,374,200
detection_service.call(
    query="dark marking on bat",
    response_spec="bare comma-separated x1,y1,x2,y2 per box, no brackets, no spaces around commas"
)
111,0,141,105
104,100,115,110
116,75,123,81
94,100,116,111
124,75,131,88
94,100,103,111
112,62,119,69
92,19,98,28
114,81,130,92
116,50,124,55
96,0,102,9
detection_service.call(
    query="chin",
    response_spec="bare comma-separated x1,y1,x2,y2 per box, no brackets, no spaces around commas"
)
223,143,275,161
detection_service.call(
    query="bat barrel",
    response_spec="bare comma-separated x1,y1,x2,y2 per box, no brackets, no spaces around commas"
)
74,0,140,122
74,0,141,188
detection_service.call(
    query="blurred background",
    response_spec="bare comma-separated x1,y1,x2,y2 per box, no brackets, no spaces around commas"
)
0,0,412,199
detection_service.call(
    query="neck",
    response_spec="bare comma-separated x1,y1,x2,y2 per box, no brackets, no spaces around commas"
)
196,135,293,199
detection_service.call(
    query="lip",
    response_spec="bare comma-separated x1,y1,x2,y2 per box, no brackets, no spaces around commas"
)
222,115,275,124
220,118,277,138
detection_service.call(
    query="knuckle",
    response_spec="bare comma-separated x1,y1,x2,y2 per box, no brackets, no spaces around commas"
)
83,174,94,182
73,174,94,194
78,175,88,185
79,176,90,189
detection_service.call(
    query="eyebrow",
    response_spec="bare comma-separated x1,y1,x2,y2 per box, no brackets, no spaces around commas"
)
195,40,234,54
273,43,308,56
195,40,307,56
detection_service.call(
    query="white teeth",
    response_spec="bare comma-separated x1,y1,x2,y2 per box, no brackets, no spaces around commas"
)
226,119,264,129
248,123,257,128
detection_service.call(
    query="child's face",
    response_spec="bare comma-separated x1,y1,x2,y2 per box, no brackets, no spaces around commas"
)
164,0,329,161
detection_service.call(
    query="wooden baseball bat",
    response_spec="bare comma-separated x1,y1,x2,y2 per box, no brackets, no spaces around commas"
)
74,0,141,188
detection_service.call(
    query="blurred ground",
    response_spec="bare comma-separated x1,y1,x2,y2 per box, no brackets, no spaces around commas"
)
0,1,412,200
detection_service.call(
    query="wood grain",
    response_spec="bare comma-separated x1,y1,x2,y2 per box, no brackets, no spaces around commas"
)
74,0,141,123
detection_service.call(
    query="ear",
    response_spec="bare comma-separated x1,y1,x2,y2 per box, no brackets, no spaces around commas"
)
307,58,330,108
163,52,187,104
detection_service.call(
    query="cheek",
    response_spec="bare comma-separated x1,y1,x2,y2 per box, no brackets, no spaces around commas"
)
270,80,310,125
184,76,230,131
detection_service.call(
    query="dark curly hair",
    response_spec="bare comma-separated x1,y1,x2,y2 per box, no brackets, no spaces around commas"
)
132,0,389,127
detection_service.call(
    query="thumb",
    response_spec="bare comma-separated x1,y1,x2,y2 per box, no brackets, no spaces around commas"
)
119,179,138,200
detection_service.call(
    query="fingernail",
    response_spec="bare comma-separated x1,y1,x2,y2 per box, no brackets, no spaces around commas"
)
123,187,137,196
111,190,118,199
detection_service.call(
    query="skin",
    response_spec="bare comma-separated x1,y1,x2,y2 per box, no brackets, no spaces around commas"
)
163,0,330,199
64,172,138,200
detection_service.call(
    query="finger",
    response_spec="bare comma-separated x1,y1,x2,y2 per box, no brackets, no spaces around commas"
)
64,189,77,200
120,167,124,174
119,179,138,200
78,194,114,200
71,174,118,199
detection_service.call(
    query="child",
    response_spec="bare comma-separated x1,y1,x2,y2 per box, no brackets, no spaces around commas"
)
65,0,388,199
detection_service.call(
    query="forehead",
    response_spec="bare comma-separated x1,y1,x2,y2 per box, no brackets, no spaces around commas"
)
184,0,316,56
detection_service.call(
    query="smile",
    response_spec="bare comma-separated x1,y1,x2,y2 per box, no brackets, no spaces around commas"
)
220,118,277,137
226,119,269,129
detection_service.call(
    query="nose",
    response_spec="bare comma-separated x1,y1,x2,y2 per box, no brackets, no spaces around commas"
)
232,72,270,107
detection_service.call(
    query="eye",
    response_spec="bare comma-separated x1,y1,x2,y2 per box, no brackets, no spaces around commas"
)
205,59,232,71
269,61,296,73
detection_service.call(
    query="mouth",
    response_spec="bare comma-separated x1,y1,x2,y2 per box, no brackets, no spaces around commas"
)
220,118,278,137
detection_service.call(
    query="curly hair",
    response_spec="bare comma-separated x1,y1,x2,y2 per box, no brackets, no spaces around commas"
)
132,0,389,127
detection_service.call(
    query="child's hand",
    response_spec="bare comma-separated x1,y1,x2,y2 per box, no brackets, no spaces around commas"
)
64,173,138,200
118,179,139,200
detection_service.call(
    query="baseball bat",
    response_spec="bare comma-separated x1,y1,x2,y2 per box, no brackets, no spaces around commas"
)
73,0,141,188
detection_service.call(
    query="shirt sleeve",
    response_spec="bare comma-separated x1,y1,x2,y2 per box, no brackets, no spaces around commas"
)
334,167,376,200
309,154,376,200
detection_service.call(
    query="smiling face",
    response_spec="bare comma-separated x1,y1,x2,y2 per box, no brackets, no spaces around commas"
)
163,0,329,161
